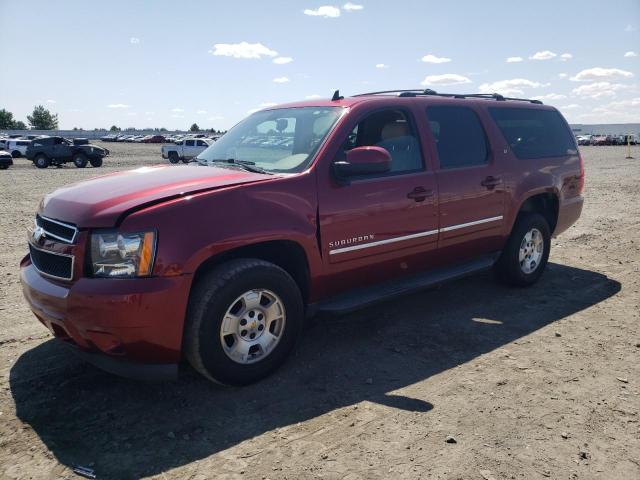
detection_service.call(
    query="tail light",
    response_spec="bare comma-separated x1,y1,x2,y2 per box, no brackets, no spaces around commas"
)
577,152,585,194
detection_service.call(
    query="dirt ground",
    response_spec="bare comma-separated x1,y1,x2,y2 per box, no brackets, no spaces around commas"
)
0,142,638,480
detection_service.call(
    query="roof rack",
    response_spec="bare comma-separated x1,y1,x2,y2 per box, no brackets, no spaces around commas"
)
352,89,543,104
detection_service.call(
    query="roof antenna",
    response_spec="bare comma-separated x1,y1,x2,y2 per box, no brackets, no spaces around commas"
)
331,89,344,101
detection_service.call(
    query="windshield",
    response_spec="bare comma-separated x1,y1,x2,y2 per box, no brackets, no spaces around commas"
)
196,106,343,173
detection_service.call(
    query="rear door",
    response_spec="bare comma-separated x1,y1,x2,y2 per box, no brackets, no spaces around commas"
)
425,104,506,260
183,140,196,158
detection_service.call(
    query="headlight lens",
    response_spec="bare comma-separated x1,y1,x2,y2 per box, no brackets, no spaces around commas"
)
90,230,156,277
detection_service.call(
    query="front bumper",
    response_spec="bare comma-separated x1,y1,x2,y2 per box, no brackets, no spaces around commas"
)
20,256,193,380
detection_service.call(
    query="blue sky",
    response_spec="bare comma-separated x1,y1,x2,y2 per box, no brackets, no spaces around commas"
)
0,0,638,130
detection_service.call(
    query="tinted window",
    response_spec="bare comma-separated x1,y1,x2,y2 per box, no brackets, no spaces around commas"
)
489,107,577,159
343,109,423,174
196,140,207,146
427,106,488,169
185,140,195,146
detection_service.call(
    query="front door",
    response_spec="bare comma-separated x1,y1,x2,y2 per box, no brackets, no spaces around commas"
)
52,138,73,159
317,106,439,295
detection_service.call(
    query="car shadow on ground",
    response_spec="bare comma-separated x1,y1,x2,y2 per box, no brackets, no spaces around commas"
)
10,263,621,479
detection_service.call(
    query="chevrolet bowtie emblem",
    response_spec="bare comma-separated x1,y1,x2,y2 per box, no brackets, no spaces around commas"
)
33,226,45,242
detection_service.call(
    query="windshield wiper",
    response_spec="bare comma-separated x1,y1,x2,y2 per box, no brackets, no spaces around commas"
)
199,158,273,175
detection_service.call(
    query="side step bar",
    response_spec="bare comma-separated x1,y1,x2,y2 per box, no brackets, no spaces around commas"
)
312,253,499,316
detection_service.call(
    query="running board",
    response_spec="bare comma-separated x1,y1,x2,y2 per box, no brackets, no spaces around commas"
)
312,254,499,315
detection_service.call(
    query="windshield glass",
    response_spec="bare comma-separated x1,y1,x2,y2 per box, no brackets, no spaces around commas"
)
196,106,343,173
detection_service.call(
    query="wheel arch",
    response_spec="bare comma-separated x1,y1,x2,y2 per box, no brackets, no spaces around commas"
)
515,191,559,234
191,240,311,304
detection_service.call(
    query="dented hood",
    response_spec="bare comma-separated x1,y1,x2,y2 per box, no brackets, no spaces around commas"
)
40,165,270,228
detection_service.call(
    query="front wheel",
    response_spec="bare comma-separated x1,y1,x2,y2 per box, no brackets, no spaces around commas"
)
73,153,88,168
168,152,180,164
495,212,550,287
89,157,103,167
184,259,303,386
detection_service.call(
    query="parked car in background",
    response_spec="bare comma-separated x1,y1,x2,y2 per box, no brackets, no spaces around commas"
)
576,135,592,146
25,136,109,168
7,139,31,157
0,150,13,169
101,134,119,142
591,135,611,146
161,138,212,163
621,134,637,145
142,135,166,143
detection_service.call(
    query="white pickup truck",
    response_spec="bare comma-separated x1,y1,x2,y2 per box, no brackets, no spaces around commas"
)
161,138,212,163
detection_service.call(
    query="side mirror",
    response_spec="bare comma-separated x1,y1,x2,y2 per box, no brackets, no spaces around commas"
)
332,146,391,183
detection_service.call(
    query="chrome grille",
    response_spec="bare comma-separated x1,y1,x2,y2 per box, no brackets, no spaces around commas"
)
29,243,74,281
35,214,78,244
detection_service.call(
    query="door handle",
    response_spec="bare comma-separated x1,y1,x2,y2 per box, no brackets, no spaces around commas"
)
407,187,433,202
481,176,502,189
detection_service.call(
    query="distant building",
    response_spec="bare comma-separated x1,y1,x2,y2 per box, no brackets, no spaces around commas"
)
570,123,640,136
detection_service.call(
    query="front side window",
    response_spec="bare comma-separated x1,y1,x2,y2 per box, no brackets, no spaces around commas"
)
342,109,423,174
488,107,577,159
427,106,489,169
197,106,343,173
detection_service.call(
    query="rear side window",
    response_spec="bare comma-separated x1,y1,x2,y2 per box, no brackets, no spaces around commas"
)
426,106,488,169
489,107,577,159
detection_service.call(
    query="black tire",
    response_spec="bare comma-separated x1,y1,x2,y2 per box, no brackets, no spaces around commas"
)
11,151,21,158
34,154,50,169
495,212,551,287
89,157,103,168
168,152,180,164
184,259,303,386
182,157,190,164
0,165,8,170
73,153,88,168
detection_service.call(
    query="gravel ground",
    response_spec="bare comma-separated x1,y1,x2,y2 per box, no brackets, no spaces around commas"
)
0,143,639,480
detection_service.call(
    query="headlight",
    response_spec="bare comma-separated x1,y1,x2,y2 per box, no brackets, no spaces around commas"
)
90,230,156,278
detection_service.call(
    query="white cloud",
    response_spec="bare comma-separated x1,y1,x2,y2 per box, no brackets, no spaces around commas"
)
560,104,580,110
624,24,636,32
127,112,137,116
529,50,557,60
571,81,629,99
305,94,322,99
209,42,277,59
624,51,638,58
196,110,207,114
107,104,129,109
273,76,290,83
375,63,388,69
130,37,140,44
531,93,567,100
144,111,154,115
479,78,548,96
273,56,293,64
343,2,363,11
421,54,451,64
171,107,184,112
171,114,184,118
560,53,573,61
421,74,471,86
208,115,225,121
559,73,569,79
570,67,634,82
304,6,341,17
46,99,56,104
506,56,523,63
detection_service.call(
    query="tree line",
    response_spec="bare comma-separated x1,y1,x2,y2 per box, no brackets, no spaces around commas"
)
1,106,226,133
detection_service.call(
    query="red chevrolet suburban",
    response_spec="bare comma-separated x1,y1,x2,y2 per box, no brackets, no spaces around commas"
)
20,89,584,385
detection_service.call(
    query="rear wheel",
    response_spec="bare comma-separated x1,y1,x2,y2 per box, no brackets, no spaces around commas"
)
0,165,8,170
495,212,550,287
11,151,21,158
184,259,303,386
168,152,180,164
34,154,50,169
89,157,103,167
73,153,88,168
